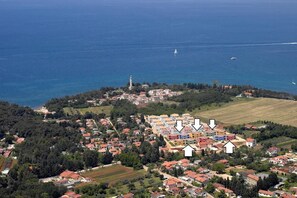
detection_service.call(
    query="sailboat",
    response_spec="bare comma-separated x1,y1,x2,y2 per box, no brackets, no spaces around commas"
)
174,49,178,56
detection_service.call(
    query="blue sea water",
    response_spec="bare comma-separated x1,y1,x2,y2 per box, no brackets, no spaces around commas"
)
0,0,297,107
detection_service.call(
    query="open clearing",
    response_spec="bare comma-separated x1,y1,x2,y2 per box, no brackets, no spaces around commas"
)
195,98,297,127
80,165,146,186
63,106,112,116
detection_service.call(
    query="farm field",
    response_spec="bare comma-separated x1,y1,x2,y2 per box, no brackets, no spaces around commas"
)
80,165,146,186
63,106,112,116
195,98,297,127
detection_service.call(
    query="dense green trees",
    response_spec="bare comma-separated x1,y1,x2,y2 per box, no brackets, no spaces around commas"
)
212,163,226,174
76,183,109,197
110,99,137,122
0,101,85,197
118,151,142,170
291,143,297,152
139,141,160,164
257,173,279,190
102,149,113,165
0,164,66,198
217,176,258,198
139,102,184,115
253,122,297,141
83,150,99,168
172,90,232,111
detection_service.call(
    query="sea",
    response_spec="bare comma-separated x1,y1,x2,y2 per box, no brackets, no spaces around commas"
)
0,0,297,107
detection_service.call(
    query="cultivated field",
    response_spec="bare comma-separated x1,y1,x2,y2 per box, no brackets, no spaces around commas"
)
195,98,297,127
63,106,112,116
81,165,146,186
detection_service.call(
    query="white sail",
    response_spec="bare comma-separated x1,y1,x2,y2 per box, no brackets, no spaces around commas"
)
174,49,178,56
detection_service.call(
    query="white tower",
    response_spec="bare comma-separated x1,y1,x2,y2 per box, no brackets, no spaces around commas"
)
129,75,133,90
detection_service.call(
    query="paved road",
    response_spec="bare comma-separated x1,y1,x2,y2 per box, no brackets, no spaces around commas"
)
107,118,120,136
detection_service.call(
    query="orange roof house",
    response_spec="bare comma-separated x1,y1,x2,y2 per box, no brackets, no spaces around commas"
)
258,190,274,197
122,128,130,134
61,191,81,198
133,142,142,147
83,133,91,138
123,193,134,198
60,170,81,180
16,137,25,144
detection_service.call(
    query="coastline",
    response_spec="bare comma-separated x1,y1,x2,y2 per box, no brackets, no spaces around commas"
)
4,80,297,109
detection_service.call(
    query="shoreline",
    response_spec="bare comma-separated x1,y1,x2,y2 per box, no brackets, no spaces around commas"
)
2,81,297,109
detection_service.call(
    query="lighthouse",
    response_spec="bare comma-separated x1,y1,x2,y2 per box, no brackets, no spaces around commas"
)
129,75,133,90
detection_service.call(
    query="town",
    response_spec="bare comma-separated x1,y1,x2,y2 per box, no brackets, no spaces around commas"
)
1,82,297,198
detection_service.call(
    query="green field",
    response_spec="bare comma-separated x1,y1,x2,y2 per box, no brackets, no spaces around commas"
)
80,165,146,186
195,98,297,127
63,106,112,116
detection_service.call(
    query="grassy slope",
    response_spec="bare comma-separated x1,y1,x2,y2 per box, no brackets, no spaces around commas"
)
194,98,297,127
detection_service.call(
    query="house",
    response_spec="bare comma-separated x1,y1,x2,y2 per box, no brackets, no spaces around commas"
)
271,167,289,175
60,170,81,180
214,135,225,141
246,138,256,147
266,147,280,156
281,193,297,198
269,156,288,167
162,161,178,170
61,191,81,198
184,187,206,197
133,142,142,147
215,186,235,197
194,174,209,185
259,190,274,197
151,192,166,198
197,167,209,174
226,134,236,141
213,183,224,188
218,159,228,165
179,133,189,139
168,134,179,140
169,187,181,194
122,128,131,134
184,170,198,182
122,193,134,198
16,137,25,144
85,143,96,150
246,174,259,186
82,133,91,140
163,178,183,190
3,150,12,158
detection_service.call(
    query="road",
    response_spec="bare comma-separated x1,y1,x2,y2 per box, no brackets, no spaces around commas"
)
106,118,120,136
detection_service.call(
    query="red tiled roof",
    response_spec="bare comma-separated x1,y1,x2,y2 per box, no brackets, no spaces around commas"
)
60,170,81,180
247,174,259,181
123,193,134,198
259,190,274,196
217,186,233,194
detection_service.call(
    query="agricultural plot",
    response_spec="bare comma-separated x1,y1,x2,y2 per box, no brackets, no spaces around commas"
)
81,165,146,185
196,98,297,127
